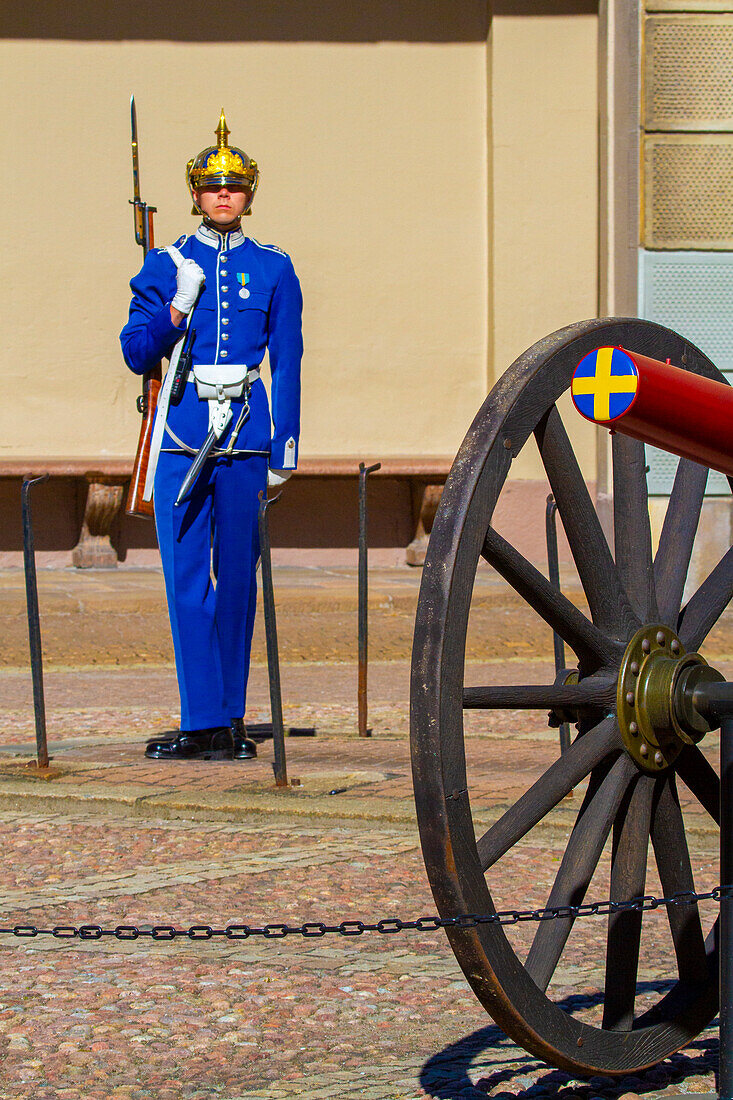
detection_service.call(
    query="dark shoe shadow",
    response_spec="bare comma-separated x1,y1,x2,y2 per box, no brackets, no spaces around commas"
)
420,982,718,1098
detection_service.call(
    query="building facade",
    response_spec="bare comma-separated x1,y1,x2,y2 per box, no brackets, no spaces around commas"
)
3,2,723,574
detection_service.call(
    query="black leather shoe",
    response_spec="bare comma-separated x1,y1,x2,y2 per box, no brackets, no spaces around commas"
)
145,727,232,760
145,729,181,745
209,726,235,760
231,718,257,760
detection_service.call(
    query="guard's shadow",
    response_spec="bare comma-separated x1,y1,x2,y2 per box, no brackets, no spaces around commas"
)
421,983,718,1098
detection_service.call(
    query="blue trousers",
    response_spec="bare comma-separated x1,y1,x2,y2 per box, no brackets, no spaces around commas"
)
154,451,267,731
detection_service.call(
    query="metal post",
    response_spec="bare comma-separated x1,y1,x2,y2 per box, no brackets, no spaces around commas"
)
721,712,733,1100
545,495,571,754
682,681,733,1100
358,462,381,738
21,475,50,769
257,491,288,788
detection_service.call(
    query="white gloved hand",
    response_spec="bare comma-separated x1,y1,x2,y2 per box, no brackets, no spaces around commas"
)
267,468,293,490
171,258,205,314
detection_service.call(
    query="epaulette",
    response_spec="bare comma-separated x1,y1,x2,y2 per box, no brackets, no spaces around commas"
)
157,234,188,255
250,238,287,257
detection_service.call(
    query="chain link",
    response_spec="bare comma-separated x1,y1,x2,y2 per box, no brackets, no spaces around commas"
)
0,886,728,944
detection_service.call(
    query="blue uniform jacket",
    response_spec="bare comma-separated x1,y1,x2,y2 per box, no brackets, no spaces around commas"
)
120,223,303,469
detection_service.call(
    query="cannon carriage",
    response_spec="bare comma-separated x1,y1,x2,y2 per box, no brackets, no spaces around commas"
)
410,318,732,1076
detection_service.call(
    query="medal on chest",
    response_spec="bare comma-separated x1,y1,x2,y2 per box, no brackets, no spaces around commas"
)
237,273,250,299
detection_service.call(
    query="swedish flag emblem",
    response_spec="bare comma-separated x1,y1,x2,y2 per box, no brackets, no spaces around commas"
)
571,347,639,422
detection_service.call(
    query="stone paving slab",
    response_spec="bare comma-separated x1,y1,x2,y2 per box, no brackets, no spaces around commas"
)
0,663,723,860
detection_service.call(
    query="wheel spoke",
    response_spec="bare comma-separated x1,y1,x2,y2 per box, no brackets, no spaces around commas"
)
654,459,708,627
477,717,621,871
675,745,720,825
602,775,654,1031
481,527,620,673
678,546,733,652
524,753,637,993
534,406,637,638
463,676,616,715
650,774,708,985
612,435,658,622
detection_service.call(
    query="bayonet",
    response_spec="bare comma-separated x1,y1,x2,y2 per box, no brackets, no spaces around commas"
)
129,94,156,257
175,405,233,507
130,95,143,247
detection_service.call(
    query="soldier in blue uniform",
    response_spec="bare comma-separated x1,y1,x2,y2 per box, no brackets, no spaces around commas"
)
121,111,303,760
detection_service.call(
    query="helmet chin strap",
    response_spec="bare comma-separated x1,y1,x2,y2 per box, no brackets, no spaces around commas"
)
202,214,242,234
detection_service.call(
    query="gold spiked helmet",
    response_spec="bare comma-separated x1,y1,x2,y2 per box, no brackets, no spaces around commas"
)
186,109,259,216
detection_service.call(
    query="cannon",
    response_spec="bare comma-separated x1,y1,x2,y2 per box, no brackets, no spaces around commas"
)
410,318,732,1076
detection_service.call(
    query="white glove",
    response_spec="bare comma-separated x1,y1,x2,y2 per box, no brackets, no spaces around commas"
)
268,468,293,489
171,258,205,314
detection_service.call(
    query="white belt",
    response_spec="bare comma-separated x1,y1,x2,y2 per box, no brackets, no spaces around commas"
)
185,366,260,385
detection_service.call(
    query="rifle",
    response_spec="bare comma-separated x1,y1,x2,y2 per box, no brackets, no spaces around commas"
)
125,95,160,519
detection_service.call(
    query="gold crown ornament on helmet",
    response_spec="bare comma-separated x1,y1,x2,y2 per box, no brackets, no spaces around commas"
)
186,109,259,216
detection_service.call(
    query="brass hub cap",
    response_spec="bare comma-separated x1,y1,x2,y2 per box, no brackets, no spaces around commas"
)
616,623,718,772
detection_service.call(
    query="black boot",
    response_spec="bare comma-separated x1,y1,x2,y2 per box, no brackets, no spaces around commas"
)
145,727,233,760
231,718,257,760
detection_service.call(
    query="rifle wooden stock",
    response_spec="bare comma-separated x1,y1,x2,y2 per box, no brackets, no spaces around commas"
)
126,201,159,520
125,366,161,518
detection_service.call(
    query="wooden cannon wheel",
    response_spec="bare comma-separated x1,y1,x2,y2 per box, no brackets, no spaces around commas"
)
410,318,731,1076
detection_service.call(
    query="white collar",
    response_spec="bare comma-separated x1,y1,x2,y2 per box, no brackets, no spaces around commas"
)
195,223,246,251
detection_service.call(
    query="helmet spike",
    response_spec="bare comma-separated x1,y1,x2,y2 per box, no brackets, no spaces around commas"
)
215,109,230,149
186,112,259,217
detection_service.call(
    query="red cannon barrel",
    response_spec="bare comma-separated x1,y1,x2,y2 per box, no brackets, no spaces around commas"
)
571,346,733,478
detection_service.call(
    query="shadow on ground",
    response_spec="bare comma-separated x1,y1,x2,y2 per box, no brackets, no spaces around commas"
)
247,722,317,740
421,983,718,1098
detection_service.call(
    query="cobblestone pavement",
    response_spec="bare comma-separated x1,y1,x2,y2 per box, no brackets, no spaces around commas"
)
0,806,719,1100
0,568,727,1097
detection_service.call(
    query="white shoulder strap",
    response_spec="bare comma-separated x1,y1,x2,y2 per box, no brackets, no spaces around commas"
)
142,243,191,502
164,244,185,268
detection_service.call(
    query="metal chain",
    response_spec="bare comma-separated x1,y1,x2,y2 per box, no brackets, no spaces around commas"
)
0,886,729,944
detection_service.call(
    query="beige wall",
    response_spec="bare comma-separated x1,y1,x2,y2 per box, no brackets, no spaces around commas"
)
491,6,599,480
0,29,488,461
0,3,600,480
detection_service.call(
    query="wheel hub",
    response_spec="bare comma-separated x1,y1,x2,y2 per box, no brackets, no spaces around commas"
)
617,623,723,772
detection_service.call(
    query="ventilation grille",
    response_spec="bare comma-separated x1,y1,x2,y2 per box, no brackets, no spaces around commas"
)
640,250,733,494
645,16,733,130
643,135,733,248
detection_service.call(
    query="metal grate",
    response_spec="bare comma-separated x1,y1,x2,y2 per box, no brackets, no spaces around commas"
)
645,15,733,131
639,250,733,494
643,135,733,249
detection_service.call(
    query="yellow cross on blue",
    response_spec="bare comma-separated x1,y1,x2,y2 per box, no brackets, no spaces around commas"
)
571,346,639,422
